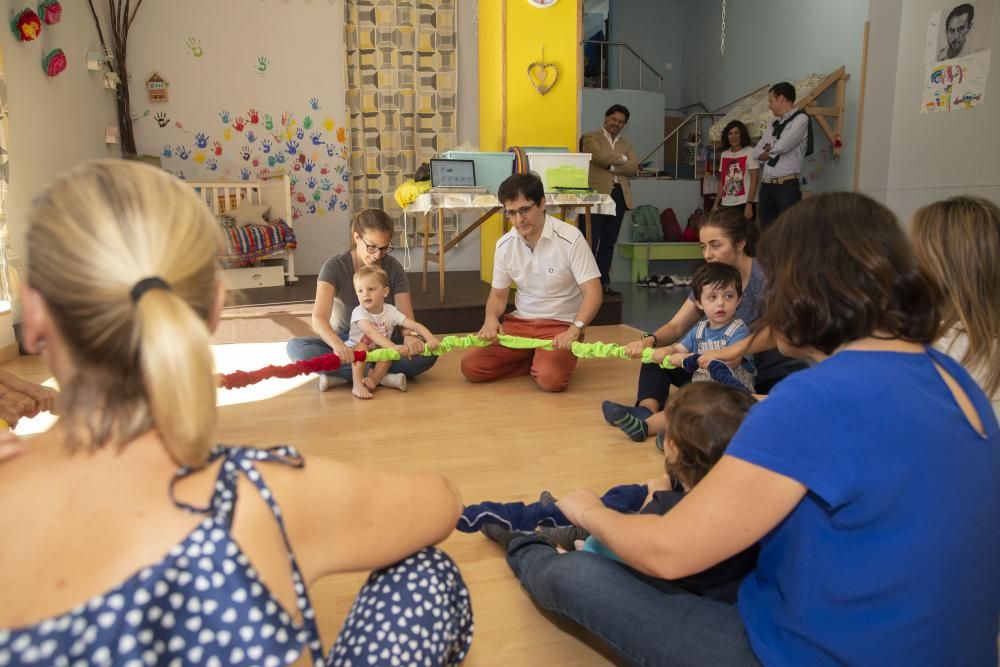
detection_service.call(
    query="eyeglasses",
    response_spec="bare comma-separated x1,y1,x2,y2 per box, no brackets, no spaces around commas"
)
504,204,536,220
361,236,393,255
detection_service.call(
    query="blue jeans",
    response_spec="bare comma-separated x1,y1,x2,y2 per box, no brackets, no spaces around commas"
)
506,536,760,667
757,180,801,231
286,333,438,381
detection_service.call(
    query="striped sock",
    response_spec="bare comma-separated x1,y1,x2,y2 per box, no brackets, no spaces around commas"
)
610,407,649,443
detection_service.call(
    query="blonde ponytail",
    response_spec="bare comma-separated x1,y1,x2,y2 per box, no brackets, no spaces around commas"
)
26,160,220,465
135,289,218,466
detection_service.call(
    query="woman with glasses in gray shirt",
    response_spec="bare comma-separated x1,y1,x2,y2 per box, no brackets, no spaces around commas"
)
286,209,437,390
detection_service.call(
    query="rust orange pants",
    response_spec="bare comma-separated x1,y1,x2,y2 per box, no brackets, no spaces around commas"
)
460,316,581,392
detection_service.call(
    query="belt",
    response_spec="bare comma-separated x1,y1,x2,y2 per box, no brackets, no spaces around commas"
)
762,175,799,185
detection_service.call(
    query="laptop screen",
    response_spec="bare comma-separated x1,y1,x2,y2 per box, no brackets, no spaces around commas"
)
430,159,476,187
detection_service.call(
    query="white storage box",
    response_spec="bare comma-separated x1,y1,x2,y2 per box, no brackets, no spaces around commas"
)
525,152,592,192
223,265,285,290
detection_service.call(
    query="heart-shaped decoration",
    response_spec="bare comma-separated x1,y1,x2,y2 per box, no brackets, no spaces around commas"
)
527,61,559,94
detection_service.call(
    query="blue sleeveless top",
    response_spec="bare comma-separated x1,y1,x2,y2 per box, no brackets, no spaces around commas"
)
0,446,325,666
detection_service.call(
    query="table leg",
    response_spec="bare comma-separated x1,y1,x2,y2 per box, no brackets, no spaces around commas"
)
584,206,593,244
636,244,650,283
422,212,429,291
438,208,446,304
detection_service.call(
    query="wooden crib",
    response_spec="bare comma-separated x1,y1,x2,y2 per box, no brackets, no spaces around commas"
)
187,175,297,290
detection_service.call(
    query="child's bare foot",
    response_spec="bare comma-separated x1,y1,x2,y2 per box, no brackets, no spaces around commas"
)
352,383,373,399
361,377,378,391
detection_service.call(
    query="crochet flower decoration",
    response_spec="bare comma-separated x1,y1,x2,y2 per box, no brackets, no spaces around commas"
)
43,48,67,77
39,0,61,25
11,8,42,41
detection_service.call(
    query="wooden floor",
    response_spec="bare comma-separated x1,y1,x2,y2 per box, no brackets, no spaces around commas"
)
5,324,658,666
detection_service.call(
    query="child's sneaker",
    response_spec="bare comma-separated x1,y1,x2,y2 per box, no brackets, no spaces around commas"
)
380,372,408,391
318,374,347,391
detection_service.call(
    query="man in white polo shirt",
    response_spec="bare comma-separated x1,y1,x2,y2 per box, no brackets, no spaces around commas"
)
461,173,602,392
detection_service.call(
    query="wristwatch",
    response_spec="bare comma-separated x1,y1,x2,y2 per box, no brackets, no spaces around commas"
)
572,319,586,331
641,332,658,346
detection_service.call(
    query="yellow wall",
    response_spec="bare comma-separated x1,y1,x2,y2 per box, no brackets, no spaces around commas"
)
478,0,580,281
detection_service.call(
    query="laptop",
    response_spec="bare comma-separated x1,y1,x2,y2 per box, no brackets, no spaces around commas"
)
429,159,488,193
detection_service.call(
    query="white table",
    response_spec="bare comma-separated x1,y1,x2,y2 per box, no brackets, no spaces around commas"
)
405,192,503,303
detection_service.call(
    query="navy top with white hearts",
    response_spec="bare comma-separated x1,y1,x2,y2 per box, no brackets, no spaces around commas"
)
0,446,325,667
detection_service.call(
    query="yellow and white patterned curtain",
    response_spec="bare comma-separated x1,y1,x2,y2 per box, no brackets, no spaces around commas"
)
344,0,457,235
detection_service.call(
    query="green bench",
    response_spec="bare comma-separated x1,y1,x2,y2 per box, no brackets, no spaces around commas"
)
618,242,704,283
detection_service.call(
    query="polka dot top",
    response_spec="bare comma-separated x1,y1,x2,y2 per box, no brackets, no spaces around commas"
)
0,446,325,666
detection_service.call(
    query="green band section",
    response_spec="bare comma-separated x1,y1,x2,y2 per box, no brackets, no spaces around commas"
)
364,334,675,368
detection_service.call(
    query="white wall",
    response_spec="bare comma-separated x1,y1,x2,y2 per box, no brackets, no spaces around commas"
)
128,0,348,275
860,0,1000,221
607,0,683,106
680,0,869,193
0,1,117,265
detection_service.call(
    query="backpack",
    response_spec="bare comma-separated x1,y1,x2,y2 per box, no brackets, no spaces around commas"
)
659,208,683,242
630,205,663,242
681,208,702,242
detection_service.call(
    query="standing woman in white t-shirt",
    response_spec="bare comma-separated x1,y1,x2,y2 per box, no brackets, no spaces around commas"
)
711,121,759,221
910,196,1000,419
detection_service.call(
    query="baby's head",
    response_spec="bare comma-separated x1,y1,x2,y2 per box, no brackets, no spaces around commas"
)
691,262,743,327
353,265,390,311
661,382,755,490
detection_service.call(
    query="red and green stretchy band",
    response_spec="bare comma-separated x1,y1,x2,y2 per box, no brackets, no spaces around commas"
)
218,334,675,390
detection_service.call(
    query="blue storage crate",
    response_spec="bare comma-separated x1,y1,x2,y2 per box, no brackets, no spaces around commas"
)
440,151,516,193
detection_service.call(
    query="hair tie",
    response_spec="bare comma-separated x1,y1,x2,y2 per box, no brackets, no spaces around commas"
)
130,276,170,303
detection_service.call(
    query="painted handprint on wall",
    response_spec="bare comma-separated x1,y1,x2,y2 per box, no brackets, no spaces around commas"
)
219,110,231,124
212,141,223,156
161,145,172,158
247,109,259,125
232,117,246,132
310,98,321,111
175,146,190,160
246,131,257,144
154,112,170,128
263,114,274,131
186,37,204,58
257,56,269,73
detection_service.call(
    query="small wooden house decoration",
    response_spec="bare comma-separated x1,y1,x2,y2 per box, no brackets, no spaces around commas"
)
146,73,169,103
